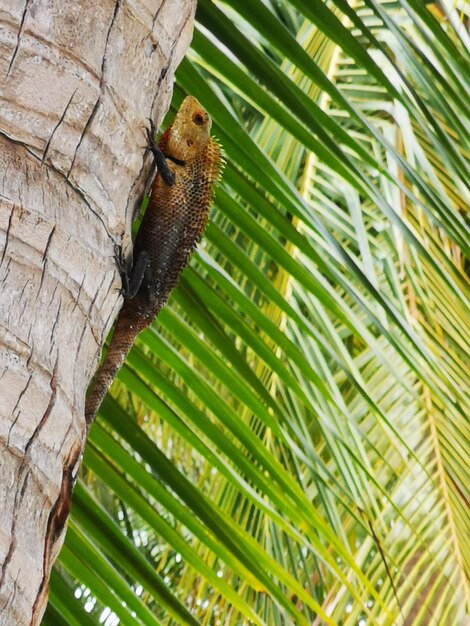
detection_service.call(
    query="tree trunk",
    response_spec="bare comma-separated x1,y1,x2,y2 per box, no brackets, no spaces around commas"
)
0,1,195,623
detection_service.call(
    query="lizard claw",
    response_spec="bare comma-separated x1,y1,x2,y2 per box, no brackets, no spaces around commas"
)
145,118,159,154
114,243,131,297
114,243,127,273
147,117,156,139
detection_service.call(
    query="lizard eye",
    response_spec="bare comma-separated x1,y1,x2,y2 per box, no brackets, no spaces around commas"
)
192,112,205,126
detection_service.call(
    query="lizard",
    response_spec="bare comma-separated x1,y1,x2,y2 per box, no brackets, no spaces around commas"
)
84,96,222,427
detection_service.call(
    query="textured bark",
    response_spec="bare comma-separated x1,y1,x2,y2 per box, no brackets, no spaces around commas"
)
0,0,196,623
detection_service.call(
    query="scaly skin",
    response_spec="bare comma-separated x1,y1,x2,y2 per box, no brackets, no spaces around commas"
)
85,96,222,426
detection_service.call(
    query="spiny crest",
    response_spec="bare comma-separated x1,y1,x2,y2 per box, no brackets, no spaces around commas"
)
207,136,225,185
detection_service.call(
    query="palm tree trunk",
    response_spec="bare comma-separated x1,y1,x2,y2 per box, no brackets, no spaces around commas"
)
0,1,196,623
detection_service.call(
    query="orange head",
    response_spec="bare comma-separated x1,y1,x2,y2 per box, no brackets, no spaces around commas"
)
164,96,212,163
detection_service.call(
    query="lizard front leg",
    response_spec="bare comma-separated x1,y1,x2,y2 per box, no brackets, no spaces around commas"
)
146,119,175,187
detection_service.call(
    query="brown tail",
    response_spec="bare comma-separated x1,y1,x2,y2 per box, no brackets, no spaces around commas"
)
84,305,149,427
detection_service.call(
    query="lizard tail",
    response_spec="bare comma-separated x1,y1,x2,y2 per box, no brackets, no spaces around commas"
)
84,304,149,427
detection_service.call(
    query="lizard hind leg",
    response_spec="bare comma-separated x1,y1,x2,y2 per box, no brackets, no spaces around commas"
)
123,250,150,299
114,245,149,299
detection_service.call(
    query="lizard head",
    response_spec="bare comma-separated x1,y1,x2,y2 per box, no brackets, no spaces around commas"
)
164,96,212,162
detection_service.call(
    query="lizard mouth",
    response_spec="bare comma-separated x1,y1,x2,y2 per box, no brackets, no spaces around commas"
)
165,154,186,166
